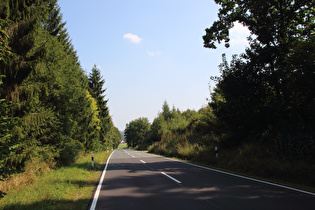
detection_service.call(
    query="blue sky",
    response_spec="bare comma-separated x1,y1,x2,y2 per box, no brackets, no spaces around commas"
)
58,0,250,131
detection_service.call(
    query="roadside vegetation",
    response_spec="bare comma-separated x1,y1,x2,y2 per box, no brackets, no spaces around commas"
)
0,0,120,198
0,151,111,210
125,0,315,192
0,0,313,205
118,143,128,149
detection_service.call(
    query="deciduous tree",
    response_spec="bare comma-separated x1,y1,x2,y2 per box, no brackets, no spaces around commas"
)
125,118,150,148
204,0,315,159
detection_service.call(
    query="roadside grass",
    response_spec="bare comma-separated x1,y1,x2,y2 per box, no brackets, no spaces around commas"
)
148,143,315,194
0,151,111,210
118,143,128,149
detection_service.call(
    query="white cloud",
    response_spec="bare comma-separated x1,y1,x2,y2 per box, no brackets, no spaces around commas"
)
229,22,250,45
123,33,142,44
147,51,161,56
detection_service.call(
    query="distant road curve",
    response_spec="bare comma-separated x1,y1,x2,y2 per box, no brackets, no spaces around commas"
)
90,149,315,210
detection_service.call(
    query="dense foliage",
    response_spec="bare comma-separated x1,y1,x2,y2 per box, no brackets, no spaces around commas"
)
124,0,314,188
0,0,120,196
125,117,150,149
125,101,217,159
203,0,314,161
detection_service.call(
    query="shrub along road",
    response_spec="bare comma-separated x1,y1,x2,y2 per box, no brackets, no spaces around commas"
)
90,149,315,210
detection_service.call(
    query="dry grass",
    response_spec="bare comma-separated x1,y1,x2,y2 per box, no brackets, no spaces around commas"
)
0,151,111,210
0,159,52,195
148,136,315,193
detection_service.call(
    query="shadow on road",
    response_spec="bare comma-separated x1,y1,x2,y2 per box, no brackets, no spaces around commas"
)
97,151,315,210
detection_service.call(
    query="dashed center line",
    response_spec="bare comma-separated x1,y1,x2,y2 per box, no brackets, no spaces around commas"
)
125,151,182,185
139,159,182,184
161,172,182,184
125,151,133,157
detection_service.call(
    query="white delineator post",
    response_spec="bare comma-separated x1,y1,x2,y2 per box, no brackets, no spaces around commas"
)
215,147,218,158
92,154,94,168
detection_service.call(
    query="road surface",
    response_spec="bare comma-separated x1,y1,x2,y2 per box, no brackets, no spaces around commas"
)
90,149,315,210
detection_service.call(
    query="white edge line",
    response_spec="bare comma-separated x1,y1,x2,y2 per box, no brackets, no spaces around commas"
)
161,172,182,184
90,150,116,210
140,160,146,163
163,156,315,197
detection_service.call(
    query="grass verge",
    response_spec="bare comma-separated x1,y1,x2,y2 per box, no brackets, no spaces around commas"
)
0,151,111,210
148,143,315,194
118,143,128,149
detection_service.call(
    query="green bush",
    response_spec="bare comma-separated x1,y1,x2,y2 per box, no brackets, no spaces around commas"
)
58,139,84,166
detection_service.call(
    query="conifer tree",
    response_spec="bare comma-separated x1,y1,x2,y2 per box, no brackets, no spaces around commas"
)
0,21,18,198
88,65,111,147
0,0,103,168
162,101,171,121
0,76,18,198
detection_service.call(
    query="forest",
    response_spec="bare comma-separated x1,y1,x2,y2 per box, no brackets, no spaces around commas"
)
0,0,120,197
125,0,314,188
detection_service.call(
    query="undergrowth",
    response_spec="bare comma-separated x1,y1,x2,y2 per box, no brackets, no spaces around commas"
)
148,140,315,193
0,151,111,210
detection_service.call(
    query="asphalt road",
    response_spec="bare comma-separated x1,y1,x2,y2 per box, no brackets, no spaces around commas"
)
91,149,315,210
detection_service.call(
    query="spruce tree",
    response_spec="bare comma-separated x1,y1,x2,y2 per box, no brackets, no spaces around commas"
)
162,101,171,121
0,21,18,198
88,65,111,148
0,0,102,168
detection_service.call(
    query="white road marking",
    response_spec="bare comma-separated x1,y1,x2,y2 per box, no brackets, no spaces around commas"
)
161,172,182,184
161,156,315,197
90,151,116,210
140,160,146,163
124,150,134,158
